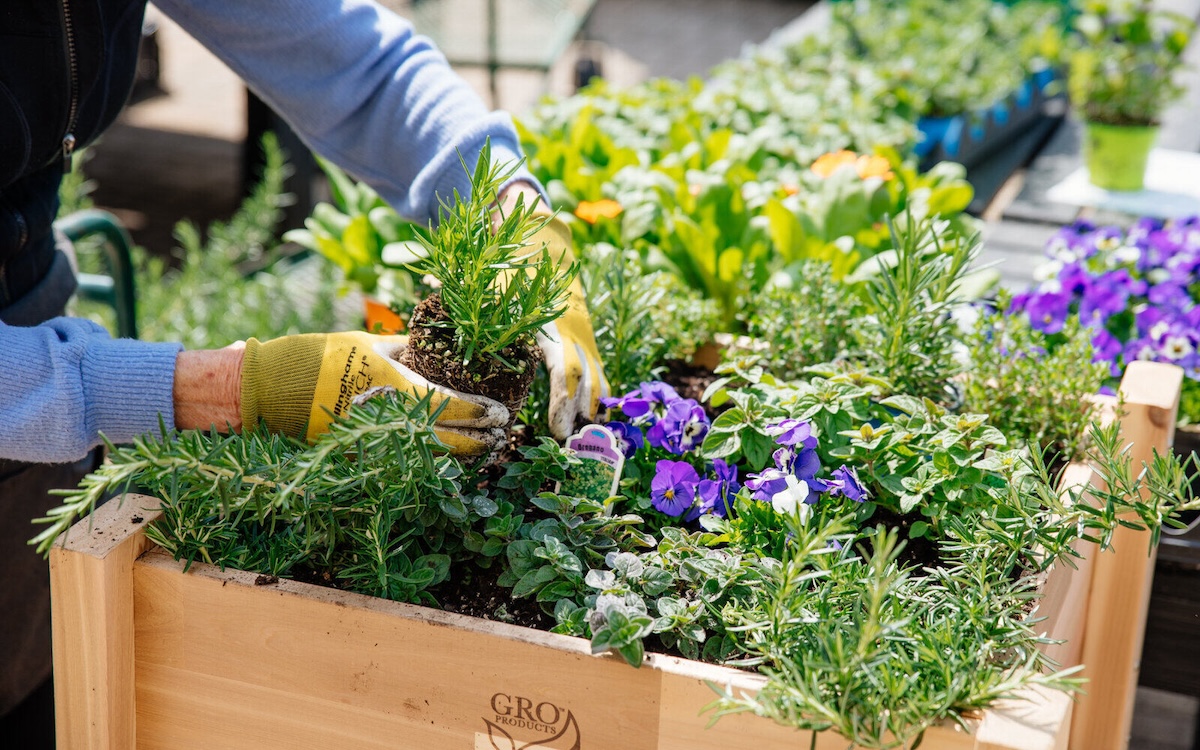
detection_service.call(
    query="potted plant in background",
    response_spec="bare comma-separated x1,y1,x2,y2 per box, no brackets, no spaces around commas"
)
1067,0,1195,191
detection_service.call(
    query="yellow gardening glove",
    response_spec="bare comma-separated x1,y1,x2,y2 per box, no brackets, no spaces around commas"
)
240,331,508,456
528,215,610,439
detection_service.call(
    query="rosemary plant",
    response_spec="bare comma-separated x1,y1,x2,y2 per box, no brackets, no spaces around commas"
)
32,391,492,605
584,248,670,392
857,212,978,403
407,141,578,368
712,523,1081,750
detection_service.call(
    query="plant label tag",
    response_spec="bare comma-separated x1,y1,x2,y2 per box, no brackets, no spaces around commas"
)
558,423,624,500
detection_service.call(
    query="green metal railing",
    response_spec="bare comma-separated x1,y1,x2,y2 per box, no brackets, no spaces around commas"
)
57,209,138,340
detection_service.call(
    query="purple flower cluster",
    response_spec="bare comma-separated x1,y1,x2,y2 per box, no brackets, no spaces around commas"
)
1011,217,1200,378
601,382,711,457
603,382,732,520
649,458,741,521
606,385,869,524
744,419,867,521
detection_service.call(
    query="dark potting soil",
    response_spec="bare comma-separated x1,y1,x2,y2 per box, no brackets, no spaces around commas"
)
869,507,942,572
434,558,554,631
400,294,538,417
662,358,721,411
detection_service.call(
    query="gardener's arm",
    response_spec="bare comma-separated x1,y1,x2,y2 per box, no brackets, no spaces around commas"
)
0,319,182,463
173,347,243,433
152,0,546,226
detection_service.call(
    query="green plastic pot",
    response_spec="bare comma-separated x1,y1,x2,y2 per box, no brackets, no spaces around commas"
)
1083,121,1158,192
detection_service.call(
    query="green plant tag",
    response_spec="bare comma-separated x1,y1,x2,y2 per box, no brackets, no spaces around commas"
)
558,424,624,500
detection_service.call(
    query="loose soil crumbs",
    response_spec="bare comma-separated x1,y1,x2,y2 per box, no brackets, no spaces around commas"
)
400,295,537,417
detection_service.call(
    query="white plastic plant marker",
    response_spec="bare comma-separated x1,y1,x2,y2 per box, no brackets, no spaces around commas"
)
558,423,625,500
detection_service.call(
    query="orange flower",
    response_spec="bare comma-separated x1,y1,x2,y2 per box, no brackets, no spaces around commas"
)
574,199,624,224
782,183,800,196
810,150,859,178
810,150,894,181
855,154,894,181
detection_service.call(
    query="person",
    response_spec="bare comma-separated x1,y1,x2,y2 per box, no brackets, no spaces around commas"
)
0,1,608,744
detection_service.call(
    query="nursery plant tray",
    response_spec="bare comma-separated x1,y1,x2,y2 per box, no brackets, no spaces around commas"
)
49,363,1183,750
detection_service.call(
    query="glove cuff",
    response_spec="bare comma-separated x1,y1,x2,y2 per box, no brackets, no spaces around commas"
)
240,334,327,437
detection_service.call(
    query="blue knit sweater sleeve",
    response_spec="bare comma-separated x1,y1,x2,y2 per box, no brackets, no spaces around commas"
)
152,0,545,225
1,1,542,462
0,318,183,462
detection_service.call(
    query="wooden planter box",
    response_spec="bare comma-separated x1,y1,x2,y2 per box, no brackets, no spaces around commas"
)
50,362,1183,750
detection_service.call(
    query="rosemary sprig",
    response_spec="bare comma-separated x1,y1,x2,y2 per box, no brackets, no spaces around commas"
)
408,141,579,367
30,391,485,605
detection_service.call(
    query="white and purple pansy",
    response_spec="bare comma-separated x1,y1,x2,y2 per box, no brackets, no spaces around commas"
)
646,398,710,455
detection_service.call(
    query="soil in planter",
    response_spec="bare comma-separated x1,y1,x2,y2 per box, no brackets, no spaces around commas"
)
869,507,941,572
435,559,554,631
662,358,721,411
399,294,538,419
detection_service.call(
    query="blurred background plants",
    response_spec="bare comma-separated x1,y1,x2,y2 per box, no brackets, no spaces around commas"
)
1066,0,1194,126
65,135,345,348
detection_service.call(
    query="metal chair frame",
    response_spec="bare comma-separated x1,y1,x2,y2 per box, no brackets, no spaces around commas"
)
57,209,139,340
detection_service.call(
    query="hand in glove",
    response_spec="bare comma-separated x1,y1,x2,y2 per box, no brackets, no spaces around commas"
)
525,214,610,439
239,331,508,456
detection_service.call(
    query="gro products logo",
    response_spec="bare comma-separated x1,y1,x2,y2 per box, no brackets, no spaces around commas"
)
476,692,581,750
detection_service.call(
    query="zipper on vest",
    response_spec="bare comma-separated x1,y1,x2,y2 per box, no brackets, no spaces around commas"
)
59,0,80,173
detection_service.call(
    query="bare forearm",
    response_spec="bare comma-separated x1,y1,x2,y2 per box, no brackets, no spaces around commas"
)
173,347,244,432
496,181,548,220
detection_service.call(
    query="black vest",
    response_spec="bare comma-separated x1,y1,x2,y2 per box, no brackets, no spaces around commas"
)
0,0,148,306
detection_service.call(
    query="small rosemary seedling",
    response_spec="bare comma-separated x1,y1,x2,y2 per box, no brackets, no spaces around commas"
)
408,141,577,368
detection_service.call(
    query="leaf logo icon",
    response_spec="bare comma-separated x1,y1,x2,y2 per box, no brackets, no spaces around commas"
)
485,718,517,750
483,711,581,750
528,710,581,750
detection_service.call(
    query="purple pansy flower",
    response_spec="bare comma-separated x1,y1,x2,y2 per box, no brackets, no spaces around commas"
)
650,460,699,517
687,459,740,520
828,465,868,503
601,381,681,420
1079,269,1144,323
606,421,644,458
1025,290,1071,334
745,467,791,504
766,419,816,448
773,445,823,487
688,481,720,522
646,398,710,455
